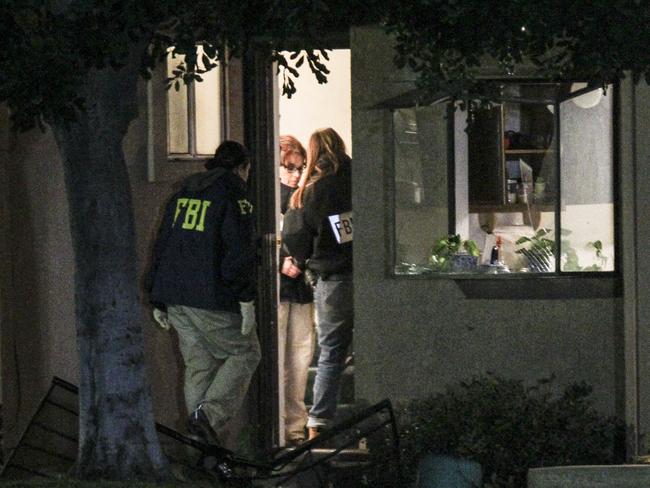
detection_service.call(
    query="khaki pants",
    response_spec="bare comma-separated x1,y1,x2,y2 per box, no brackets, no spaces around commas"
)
277,302,315,442
168,304,261,432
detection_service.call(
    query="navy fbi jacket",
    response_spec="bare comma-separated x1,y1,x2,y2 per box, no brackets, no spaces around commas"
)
147,168,256,314
281,156,353,278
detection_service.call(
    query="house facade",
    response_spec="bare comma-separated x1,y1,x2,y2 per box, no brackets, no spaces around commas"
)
1,24,650,460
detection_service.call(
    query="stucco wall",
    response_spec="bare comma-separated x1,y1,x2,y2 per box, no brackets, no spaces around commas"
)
625,78,650,454
350,26,624,416
0,106,10,405
2,121,77,448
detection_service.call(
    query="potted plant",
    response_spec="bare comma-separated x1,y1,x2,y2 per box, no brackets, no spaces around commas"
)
515,228,555,272
429,234,480,272
518,229,609,272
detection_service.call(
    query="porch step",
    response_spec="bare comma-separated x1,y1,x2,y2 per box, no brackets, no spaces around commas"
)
296,402,370,450
263,448,370,488
277,447,369,463
528,465,650,487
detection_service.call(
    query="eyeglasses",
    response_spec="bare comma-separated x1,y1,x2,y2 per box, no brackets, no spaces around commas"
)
281,165,304,174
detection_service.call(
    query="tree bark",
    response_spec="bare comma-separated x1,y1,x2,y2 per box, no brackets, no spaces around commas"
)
51,43,170,480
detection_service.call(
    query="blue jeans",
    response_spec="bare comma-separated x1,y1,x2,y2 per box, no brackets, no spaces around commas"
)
307,276,353,427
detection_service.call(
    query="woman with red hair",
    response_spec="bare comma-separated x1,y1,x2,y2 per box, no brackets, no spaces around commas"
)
277,135,315,445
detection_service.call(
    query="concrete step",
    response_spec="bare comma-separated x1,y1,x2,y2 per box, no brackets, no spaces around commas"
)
528,465,650,487
295,402,371,450
278,447,369,463
262,448,370,488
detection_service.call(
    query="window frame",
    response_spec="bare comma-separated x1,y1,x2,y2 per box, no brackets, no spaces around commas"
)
165,51,228,163
387,79,622,289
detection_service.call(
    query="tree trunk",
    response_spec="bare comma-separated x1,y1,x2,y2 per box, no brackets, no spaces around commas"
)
51,43,170,480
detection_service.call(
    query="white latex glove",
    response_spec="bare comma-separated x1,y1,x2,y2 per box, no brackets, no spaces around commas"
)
153,308,171,330
240,301,256,335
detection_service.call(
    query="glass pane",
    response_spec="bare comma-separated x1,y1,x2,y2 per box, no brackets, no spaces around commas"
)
166,51,189,154
560,85,615,272
393,105,450,274
194,45,221,156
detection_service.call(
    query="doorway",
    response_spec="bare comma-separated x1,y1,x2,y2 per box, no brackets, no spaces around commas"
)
275,48,353,446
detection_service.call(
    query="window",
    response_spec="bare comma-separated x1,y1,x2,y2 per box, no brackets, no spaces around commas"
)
392,82,616,276
166,45,223,160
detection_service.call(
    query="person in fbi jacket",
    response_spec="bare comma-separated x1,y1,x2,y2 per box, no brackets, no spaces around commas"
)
146,140,260,448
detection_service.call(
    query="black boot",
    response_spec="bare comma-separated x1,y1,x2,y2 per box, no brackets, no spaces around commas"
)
188,406,221,447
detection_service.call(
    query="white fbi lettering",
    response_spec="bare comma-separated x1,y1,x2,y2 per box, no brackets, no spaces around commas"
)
328,211,353,244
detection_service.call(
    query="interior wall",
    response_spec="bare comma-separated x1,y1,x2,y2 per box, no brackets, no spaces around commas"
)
351,25,623,416
561,90,614,204
278,49,352,154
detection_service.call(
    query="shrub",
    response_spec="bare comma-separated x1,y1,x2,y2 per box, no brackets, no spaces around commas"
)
367,374,626,487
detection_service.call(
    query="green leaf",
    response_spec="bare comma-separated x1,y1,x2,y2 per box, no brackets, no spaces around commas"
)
366,373,626,486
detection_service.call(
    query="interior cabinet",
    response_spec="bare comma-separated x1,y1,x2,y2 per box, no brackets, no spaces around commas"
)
467,84,558,220
467,106,503,205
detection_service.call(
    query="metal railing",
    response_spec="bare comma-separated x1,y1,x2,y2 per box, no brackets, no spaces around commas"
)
0,377,403,487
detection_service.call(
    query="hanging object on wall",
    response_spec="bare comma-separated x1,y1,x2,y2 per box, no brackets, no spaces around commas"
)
570,83,603,109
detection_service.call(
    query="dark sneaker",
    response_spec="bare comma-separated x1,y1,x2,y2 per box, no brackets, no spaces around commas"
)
188,407,220,447
286,437,306,447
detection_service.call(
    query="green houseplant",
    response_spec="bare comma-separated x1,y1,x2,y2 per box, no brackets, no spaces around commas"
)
429,234,480,272
515,228,555,272
517,229,609,272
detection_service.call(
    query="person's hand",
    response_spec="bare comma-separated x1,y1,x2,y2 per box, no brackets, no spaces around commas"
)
281,256,302,278
152,308,171,330
240,301,256,335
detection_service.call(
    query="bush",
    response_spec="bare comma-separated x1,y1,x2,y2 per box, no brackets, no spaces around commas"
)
367,374,626,488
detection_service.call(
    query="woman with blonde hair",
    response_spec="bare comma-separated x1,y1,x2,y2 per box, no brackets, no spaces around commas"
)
277,135,315,445
281,128,353,439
